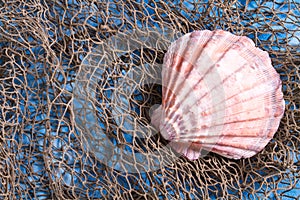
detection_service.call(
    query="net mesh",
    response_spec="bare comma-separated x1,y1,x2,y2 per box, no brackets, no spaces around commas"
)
0,0,299,199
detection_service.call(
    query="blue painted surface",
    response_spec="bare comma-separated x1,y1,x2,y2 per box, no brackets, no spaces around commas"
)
1,0,299,199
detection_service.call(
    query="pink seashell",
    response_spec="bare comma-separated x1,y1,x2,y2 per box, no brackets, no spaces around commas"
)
150,30,285,160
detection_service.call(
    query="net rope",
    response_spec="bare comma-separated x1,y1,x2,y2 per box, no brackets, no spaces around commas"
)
0,0,299,199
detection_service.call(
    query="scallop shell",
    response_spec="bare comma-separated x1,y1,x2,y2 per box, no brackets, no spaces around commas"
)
150,30,285,160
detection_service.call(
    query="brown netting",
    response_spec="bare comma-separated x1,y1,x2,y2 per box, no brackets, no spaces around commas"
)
0,0,299,199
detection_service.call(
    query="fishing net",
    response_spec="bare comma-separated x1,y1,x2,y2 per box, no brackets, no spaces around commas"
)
0,0,299,199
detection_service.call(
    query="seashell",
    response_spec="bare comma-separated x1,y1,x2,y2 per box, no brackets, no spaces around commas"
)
150,30,285,160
